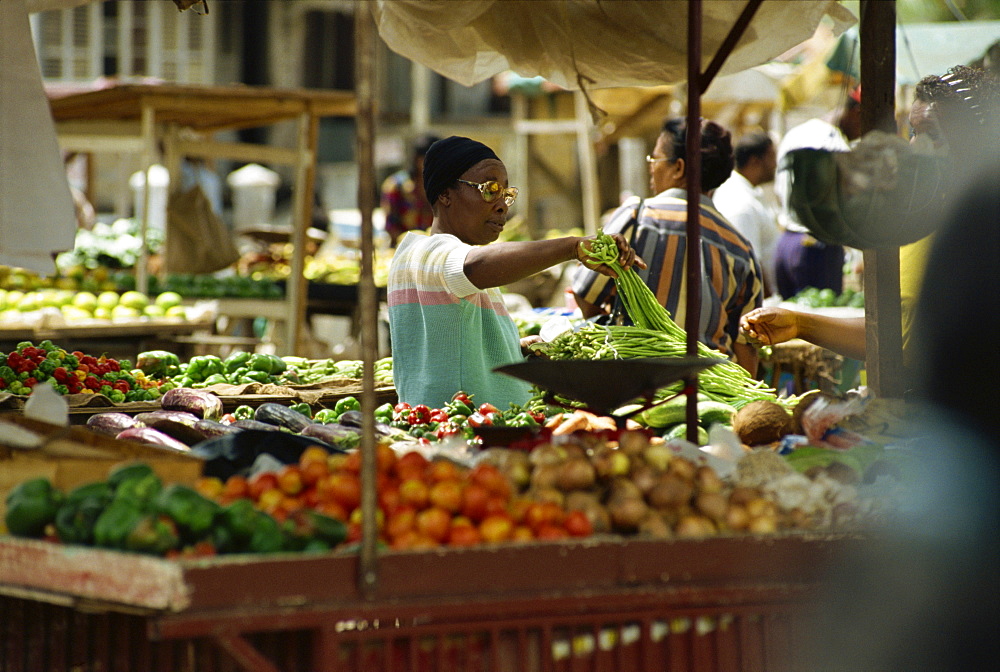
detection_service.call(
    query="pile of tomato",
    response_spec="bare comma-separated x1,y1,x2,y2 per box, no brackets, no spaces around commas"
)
387,391,549,442
197,442,593,550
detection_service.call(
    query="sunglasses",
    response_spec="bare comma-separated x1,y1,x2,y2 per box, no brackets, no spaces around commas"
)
456,179,519,207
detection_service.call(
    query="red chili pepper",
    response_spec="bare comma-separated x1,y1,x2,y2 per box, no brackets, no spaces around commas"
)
530,411,546,424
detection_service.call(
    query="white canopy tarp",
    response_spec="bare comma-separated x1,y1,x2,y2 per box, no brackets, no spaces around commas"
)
372,0,856,91
0,0,77,275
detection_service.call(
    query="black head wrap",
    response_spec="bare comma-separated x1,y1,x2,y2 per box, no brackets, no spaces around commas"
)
422,136,500,206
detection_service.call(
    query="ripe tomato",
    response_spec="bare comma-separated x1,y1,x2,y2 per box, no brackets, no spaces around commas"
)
447,522,482,547
300,459,329,488
194,476,224,500
416,507,451,543
299,445,330,467
394,451,429,479
535,523,570,541
320,472,362,512
276,465,305,496
460,483,490,522
221,475,250,501
478,513,514,544
247,472,279,501
563,510,594,538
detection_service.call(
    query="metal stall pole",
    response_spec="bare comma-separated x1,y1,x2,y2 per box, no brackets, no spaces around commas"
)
683,0,762,443
684,0,704,443
355,2,380,598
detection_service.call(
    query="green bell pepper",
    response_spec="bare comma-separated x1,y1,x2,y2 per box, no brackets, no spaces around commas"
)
154,484,220,539
4,477,63,538
124,514,180,555
333,396,360,415
248,513,287,553
135,350,181,378
201,373,230,387
107,462,155,491
114,472,163,510
54,482,113,545
374,402,394,423
283,509,346,551
232,405,255,421
93,499,145,549
290,402,313,419
223,350,252,374
313,408,338,424
238,369,271,384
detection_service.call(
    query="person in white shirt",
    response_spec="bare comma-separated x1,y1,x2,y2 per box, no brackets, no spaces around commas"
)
712,131,779,296
772,87,862,299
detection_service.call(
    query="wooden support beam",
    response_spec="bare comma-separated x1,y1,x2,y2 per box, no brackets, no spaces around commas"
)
860,0,904,398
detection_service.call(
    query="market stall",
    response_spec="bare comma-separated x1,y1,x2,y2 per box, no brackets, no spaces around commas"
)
1,2,945,672
47,82,357,357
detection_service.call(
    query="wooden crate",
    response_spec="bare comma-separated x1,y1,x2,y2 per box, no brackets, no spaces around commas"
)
0,414,203,524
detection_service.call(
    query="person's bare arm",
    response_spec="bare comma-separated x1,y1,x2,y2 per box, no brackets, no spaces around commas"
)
573,291,606,319
733,341,759,377
741,307,867,361
464,235,643,290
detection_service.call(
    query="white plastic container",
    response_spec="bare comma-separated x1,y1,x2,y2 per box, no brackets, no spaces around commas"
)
227,163,281,229
129,164,170,231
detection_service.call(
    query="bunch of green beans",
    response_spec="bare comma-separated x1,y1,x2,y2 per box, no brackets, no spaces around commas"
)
545,323,787,409
584,234,674,332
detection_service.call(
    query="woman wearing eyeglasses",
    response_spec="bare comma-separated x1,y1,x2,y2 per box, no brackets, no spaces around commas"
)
388,135,643,410
572,117,765,375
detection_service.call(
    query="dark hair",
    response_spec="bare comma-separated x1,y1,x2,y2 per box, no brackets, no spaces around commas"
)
660,117,734,191
733,131,773,169
916,66,999,133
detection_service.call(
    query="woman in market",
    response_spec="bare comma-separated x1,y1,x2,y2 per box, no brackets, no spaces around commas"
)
571,117,765,375
739,65,999,365
387,135,643,411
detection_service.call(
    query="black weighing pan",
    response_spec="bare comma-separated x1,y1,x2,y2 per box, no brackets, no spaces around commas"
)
494,357,725,417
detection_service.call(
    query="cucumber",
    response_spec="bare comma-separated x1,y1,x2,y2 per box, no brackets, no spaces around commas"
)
664,423,709,445
697,401,737,428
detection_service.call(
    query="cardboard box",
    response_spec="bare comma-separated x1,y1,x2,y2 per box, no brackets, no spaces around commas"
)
0,413,203,525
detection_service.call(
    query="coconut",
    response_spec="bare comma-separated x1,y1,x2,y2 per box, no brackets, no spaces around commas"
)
730,400,794,446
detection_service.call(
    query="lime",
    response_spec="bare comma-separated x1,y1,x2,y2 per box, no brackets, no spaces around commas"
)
111,305,141,319
155,291,183,309
73,291,98,313
119,290,149,311
97,291,120,310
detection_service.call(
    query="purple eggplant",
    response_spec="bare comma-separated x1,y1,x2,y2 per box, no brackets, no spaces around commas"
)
86,412,142,437
299,423,360,449
134,410,200,427
116,427,190,452
160,387,223,421
231,418,281,432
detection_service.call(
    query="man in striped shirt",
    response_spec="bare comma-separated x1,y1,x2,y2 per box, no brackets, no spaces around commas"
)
572,118,764,375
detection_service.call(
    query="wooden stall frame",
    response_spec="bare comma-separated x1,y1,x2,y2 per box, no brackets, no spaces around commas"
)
48,83,357,357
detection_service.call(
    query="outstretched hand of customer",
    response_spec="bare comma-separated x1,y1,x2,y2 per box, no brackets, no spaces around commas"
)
740,306,800,346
